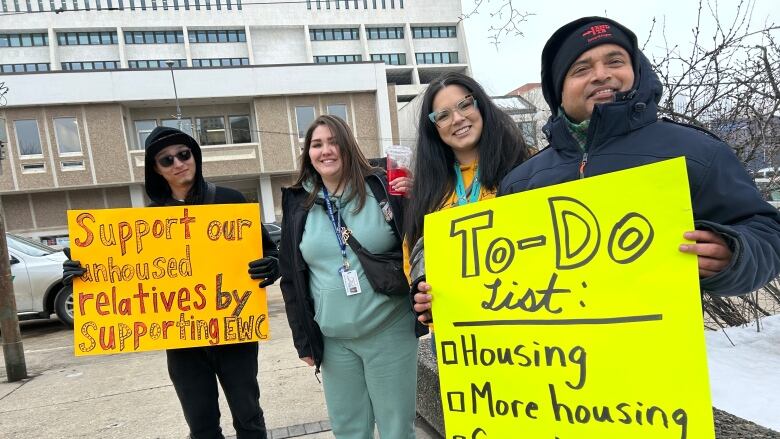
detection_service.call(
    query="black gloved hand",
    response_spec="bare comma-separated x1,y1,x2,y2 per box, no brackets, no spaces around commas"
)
62,247,85,286
248,256,280,288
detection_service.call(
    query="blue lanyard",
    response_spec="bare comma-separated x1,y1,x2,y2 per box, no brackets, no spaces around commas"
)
454,163,481,206
322,186,350,271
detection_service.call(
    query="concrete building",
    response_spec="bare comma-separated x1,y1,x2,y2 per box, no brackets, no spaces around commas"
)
507,82,549,150
0,0,472,243
0,0,470,101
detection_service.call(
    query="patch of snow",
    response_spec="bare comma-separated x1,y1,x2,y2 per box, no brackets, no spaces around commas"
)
706,314,780,431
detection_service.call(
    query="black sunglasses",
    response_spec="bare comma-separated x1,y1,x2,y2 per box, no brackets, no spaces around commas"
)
156,149,192,168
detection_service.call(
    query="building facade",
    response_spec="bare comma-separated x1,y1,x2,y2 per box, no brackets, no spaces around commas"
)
0,0,472,243
0,0,470,101
507,82,549,150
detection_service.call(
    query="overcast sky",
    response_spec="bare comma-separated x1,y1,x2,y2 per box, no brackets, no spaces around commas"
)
462,0,779,96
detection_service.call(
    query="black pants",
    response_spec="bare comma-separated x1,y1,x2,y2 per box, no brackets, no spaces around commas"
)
167,342,267,439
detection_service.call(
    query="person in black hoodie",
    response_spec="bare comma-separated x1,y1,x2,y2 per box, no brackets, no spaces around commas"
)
499,17,780,297
64,126,280,439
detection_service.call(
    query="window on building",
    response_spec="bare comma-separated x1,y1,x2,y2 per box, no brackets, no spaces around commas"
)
0,63,50,72
161,118,194,137
229,115,251,143
370,53,406,65
366,26,403,39
313,54,362,64
326,104,348,122
124,30,184,44
309,28,359,41
14,120,42,156
415,52,459,65
128,59,186,69
0,32,48,47
192,58,249,67
412,26,456,39
53,31,119,46
188,29,245,43
295,106,315,139
134,120,157,150
61,61,120,70
54,117,82,154
196,116,226,145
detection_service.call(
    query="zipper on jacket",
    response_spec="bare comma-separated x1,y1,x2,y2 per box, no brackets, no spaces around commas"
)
578,152,589,179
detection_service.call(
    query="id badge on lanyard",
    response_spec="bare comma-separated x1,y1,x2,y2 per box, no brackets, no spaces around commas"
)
323,186,362,296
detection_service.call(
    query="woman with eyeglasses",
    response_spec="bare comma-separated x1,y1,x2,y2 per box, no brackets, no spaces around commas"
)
406,72,530,332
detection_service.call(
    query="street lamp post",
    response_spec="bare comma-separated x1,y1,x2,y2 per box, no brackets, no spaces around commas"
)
165,60,183,131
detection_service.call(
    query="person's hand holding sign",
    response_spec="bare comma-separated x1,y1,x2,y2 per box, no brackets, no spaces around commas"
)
62,247,85,285
679,230,733,278
248,256,280,287
409,237,433,324
413,281,433,324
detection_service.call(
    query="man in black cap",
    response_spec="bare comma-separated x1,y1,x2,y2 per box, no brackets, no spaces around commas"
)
499,16,780,296
64,126,280,438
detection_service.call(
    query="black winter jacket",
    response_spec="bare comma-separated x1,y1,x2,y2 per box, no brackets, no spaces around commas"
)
499,51,780,297
278,172,425,368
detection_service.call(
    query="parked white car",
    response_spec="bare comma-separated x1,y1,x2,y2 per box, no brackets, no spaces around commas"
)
7,233,73,327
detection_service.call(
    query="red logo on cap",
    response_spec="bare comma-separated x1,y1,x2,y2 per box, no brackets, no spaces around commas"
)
582,24,610,38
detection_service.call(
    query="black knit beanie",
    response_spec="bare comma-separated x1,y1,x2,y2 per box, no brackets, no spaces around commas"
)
541,17,639,113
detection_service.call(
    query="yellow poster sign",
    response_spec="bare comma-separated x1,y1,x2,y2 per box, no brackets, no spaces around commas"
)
425,158,714,439
67,204,269,356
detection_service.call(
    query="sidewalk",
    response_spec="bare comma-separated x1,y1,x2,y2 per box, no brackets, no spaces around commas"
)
0,285,438,439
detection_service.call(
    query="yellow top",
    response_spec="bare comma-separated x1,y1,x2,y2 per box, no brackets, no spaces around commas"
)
403,161,497,277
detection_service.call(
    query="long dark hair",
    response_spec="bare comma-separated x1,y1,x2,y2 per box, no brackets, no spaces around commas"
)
293,114,376,212
405,72,529,247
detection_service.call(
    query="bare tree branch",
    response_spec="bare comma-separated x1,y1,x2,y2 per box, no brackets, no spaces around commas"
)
0,82,8,107
647,0,780,328
459,0,534,49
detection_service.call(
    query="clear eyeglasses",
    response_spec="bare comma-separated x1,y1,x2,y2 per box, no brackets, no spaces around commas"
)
428,95,478,128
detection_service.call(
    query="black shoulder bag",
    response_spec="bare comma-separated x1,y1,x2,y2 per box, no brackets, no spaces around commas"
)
337,214,409,297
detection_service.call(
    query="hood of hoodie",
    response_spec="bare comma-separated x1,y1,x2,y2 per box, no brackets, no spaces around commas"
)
143,126,204,205
542,46,664,152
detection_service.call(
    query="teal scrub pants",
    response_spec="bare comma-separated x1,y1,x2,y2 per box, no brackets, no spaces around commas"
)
321,312,418,439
